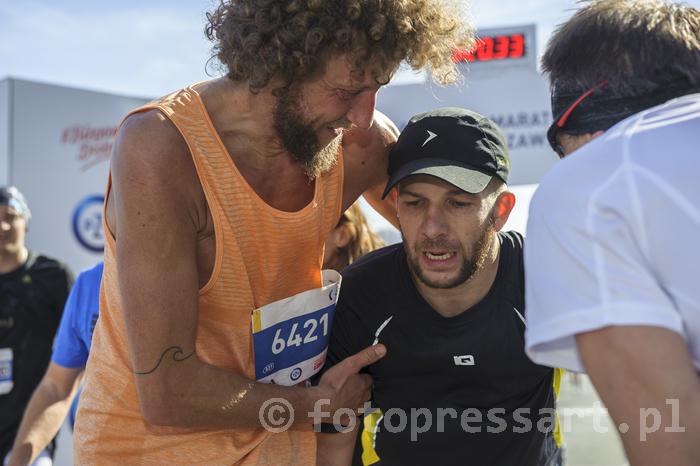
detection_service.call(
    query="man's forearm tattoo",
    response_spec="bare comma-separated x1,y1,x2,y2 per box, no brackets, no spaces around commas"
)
134,346,196,375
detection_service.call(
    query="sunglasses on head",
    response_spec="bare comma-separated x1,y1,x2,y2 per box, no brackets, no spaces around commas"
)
547,81,608,158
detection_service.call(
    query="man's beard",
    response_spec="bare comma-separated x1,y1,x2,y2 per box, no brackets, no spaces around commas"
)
404,215,496,290
273,86,341,179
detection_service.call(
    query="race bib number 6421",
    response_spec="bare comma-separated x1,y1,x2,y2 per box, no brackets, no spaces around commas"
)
270,312,329,355
251,270,341,386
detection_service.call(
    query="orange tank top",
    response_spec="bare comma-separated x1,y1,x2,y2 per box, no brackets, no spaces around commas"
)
74,86,344,465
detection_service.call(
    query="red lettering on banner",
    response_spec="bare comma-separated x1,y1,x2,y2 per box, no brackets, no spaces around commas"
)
61,125,118,171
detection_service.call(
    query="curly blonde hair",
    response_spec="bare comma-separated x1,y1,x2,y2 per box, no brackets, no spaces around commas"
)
205,0,474,92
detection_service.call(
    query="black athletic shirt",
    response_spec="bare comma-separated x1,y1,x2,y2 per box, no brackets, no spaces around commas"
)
324,232,560,466
0,252,73,458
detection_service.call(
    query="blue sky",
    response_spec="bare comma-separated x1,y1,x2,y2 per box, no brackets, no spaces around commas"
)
2,0,699,97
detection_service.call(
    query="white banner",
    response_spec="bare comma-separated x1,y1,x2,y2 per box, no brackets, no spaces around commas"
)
6,78,148,274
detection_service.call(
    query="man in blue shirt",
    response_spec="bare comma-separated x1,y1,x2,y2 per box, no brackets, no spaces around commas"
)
6,262,102,466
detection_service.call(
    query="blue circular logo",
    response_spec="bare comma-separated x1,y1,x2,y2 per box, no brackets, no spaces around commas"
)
72,194,105,253
290,367,302,381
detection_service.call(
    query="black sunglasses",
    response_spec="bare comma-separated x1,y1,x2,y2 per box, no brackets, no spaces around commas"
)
547,81,608,158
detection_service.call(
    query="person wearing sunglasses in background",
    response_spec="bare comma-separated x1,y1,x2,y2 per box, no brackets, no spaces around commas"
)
524,1,700,465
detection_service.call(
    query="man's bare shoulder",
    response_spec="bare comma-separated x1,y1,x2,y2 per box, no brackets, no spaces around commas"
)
340,111,399,214
109,109,204,230
113,110,190,174
342,110,398,186
372,110,400,145
343,110,399,157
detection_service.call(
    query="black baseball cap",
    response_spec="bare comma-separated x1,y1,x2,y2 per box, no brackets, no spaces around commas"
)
381,108,509,198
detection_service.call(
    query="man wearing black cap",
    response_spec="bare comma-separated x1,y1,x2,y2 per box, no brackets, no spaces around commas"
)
524,1,700,465
316,109,562,466
0,186,73,464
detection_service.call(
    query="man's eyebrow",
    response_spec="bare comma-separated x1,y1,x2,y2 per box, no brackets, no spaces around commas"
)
322,79,376,92
399,188,478,199
447,189,477,198
398,189,422,198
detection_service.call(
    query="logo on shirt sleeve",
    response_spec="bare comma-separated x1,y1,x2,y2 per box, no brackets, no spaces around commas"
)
453,355,475,366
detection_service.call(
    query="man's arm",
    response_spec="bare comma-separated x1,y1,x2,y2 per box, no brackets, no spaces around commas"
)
317,425,360,466
109,111,384,429
7,363,82,466
576,326,700,466
342,111,400,228
316,270,378,466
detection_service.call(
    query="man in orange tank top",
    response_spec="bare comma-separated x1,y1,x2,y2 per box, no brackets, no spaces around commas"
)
74,1,474,464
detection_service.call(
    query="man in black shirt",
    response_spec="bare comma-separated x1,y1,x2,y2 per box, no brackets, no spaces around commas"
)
0,186,73,463
316,109,562,466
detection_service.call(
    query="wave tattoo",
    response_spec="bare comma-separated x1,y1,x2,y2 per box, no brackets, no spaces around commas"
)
134,346,196,375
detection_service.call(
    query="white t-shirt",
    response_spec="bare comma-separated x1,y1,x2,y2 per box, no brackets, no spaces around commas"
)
524,93,700,373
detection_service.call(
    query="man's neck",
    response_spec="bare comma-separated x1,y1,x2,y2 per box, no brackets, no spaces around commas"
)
196,78,290,164
413,235,501,318
0,247,28,274
194,78,317,212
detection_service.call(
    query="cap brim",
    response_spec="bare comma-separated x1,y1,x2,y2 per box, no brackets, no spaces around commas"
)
381,158,493,199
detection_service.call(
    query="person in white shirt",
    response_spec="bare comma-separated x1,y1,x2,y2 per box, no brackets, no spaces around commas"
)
524,1,700,465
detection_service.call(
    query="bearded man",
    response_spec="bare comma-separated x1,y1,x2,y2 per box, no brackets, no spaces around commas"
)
316,109,562,466
73,1,472,464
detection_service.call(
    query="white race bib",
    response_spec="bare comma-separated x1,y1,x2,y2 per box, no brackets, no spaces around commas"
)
251,270,341,386
0,348,13,395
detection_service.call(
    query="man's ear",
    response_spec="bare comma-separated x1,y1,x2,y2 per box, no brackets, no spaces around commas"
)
492,191,516,232
333,224,352,249
591,130,605,141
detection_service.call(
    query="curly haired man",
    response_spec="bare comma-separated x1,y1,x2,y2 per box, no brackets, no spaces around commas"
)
73,1,472,464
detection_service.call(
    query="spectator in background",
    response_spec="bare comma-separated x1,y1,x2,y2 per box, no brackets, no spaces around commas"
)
323,202,385,271
7,262,102,466
0,186,73,465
